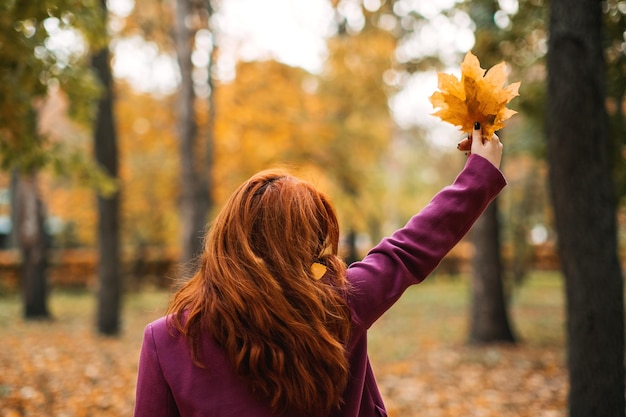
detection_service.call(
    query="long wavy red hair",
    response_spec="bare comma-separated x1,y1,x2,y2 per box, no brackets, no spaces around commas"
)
167,169,352,416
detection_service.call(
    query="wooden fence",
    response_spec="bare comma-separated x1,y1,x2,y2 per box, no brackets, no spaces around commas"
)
0,247,179,292
0,243,560,293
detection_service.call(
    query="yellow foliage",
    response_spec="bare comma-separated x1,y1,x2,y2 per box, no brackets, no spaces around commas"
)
214,60,321,204
315,25,396,235
429,51,521,139
39,83,180,248
115,83,179,246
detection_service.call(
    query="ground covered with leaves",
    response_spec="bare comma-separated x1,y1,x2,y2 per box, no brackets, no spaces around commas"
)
0,274,567,417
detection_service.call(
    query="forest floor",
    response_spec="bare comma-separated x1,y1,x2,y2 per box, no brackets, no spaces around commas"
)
0,272,567,417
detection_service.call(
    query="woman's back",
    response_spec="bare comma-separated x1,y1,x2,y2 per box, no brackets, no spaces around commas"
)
135,149,506,417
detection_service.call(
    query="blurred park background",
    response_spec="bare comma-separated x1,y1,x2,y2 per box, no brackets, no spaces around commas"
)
0,0,624,416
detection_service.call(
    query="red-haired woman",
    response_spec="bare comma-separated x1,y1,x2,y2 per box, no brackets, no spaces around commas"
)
134,124,504,417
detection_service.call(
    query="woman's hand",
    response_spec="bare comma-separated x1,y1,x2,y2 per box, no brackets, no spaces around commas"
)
457,122,503,169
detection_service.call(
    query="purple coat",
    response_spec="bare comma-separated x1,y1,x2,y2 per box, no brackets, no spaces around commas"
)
134,155,506,417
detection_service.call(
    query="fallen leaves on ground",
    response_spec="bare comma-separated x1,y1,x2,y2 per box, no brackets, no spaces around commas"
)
0,292,567,417
377,344,566,417
1,321,140,416
0,292,162,417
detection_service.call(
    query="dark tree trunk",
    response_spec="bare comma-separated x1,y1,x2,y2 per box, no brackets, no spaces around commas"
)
174,0,211,264
14,172,49,319
547,0,625,416
344,229,360,265
468,199,516,344
465,0,517,345
93,0,121,336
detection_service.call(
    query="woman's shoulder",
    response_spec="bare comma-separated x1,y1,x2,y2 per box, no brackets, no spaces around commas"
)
142,314,190,355
146,315,169,331
144,314,181,340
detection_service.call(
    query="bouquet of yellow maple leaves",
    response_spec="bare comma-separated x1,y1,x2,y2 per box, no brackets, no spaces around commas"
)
429,51,521,149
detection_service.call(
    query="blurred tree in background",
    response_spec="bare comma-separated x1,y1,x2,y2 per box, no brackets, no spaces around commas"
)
173,0,216,265
313,7,397,263
458,0,549,345
92,0,122,335
120,0,218,265
0,0,106,318
463,0,517,345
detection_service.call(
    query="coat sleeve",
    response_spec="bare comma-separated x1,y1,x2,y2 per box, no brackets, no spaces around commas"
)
346,154,507,329
134,323,180,417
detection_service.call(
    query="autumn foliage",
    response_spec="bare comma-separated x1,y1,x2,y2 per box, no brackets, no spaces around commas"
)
429,52,521,140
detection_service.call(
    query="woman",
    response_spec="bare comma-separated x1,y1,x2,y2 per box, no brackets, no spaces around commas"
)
134,123,505,417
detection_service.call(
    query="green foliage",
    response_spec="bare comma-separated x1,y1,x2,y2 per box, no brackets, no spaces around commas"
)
0,0,105,173
49,144,118,197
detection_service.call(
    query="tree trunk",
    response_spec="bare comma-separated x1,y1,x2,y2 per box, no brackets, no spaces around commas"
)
203,34,217,222
466,0,517,345
344,229,360,265
468,199,516,344
174,0,210,264
93,0,121,336
14,172,49,319
547,0,625,416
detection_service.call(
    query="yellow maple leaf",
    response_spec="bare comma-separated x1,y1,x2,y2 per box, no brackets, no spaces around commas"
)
429,51,521,140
